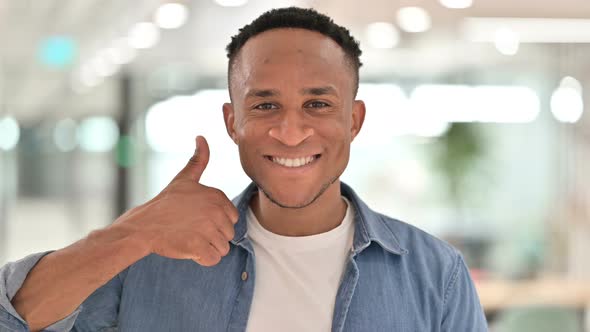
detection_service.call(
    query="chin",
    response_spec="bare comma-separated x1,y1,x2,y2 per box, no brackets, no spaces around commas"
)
254,177,338,209
263,190,318,209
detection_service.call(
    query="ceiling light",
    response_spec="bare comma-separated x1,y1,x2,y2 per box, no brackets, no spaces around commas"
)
366,22,400,49
560,76,582,93
155,3,189,29
494,27,519,55
214,0,248,7
463,18,590,43
439,0,473,9
128,22,160,49
79,64,102,87
396,6,432,33
551,78,584,123
107,38,137,64
92,53,120,77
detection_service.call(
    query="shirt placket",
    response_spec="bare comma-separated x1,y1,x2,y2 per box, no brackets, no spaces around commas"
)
227,241,256,332
331,253,360,332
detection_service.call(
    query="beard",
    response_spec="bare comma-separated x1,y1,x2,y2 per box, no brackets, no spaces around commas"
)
253,175,340,209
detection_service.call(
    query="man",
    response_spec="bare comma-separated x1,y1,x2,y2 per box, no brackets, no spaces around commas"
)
0,7,487,332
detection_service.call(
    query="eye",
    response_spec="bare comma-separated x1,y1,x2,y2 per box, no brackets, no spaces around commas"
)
254,103,278,111
305,101,330,108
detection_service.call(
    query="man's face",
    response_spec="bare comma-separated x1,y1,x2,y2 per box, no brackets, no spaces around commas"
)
223,28,365,208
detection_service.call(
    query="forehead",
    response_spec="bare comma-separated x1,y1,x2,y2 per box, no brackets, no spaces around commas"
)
230,28,353,95
239,28,346,62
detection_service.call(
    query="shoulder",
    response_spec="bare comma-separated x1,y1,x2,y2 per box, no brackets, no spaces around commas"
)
381,212,459,260
343,181,459,268
373,212,463,285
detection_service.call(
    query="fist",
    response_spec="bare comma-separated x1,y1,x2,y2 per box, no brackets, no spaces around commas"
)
118,136,239,266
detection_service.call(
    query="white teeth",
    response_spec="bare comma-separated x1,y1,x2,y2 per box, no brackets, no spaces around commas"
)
272,155,316,168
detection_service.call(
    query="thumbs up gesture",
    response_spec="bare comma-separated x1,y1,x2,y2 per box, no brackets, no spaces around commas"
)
116,136,240,266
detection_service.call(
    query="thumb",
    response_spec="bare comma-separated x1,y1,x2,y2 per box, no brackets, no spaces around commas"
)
179,135,210,182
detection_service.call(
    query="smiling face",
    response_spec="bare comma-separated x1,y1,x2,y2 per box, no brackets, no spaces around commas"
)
223,28,365,209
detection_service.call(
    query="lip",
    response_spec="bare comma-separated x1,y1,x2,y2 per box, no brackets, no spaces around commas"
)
263,154,322,173
265,153,322,159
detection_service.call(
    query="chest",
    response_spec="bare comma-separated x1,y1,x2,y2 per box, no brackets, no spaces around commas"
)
116,250,442,332
245,243,351,331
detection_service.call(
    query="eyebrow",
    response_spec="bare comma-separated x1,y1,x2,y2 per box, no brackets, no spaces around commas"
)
245,89,280,99
300,86,338,96
245,86,338,99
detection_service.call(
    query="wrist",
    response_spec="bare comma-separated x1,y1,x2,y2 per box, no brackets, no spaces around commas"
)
92,220,153,260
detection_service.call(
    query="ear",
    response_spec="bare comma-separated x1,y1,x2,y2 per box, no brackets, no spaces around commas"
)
350,100,366,141
222,103,238,144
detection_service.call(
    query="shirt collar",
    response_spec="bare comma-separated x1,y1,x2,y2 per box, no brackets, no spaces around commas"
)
230,182,407,256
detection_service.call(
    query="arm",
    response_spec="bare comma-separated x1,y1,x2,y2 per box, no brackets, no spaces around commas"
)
1,251,56,332
441,253,488,331
8,222,148,332
4,136,237,332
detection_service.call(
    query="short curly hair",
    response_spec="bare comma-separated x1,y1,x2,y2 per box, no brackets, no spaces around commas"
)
226,7,363,94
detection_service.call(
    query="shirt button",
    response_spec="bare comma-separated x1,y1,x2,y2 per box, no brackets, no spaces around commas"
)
241,271,248,281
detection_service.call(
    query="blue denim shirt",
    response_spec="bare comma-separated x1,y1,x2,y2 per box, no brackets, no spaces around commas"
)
0,182,487,331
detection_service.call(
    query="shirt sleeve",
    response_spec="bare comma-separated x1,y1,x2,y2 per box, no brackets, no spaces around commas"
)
0,251,81,332
441,253,488,332
0,251,125,332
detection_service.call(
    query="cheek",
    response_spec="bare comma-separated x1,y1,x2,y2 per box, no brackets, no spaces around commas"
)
235,119,269,163
237,128,268,154
233,115,262,141
318,119,352,162
317,117,352,142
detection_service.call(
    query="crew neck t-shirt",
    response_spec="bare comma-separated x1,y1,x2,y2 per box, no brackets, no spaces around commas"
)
245,198,355,332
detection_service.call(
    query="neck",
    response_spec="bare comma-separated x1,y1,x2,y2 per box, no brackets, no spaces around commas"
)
250,180,347,237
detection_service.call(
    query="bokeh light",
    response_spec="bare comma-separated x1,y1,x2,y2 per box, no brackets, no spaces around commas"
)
77,116,120,152
155,3,189,29
365,22,400,49
128,22,161,49
397,7,432,33
0,116,20,151
53,118,78,152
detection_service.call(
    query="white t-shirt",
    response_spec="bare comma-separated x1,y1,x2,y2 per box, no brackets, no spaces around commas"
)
245,197,355,332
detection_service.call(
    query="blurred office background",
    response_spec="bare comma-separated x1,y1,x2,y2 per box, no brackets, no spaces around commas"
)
1,0,589,330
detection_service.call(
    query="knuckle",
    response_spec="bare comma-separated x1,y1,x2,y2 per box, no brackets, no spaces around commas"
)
228,207,239,223
193,234,210,250
221,242,231,256
230,206,239,216
208,207,223,220
202,253,221,267
225,227,235,241
211,254,222,265
199,222,217,237
194,247,213,265
210,188,227,201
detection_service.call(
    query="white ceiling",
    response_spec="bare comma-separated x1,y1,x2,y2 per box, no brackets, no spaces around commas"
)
1,0,589,122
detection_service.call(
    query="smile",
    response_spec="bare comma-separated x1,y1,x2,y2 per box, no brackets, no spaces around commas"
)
265,154,321,168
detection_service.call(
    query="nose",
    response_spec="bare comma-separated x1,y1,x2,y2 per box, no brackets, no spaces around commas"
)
268,110,314,146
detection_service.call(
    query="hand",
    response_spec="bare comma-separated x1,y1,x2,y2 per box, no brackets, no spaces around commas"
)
117,136,239,266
